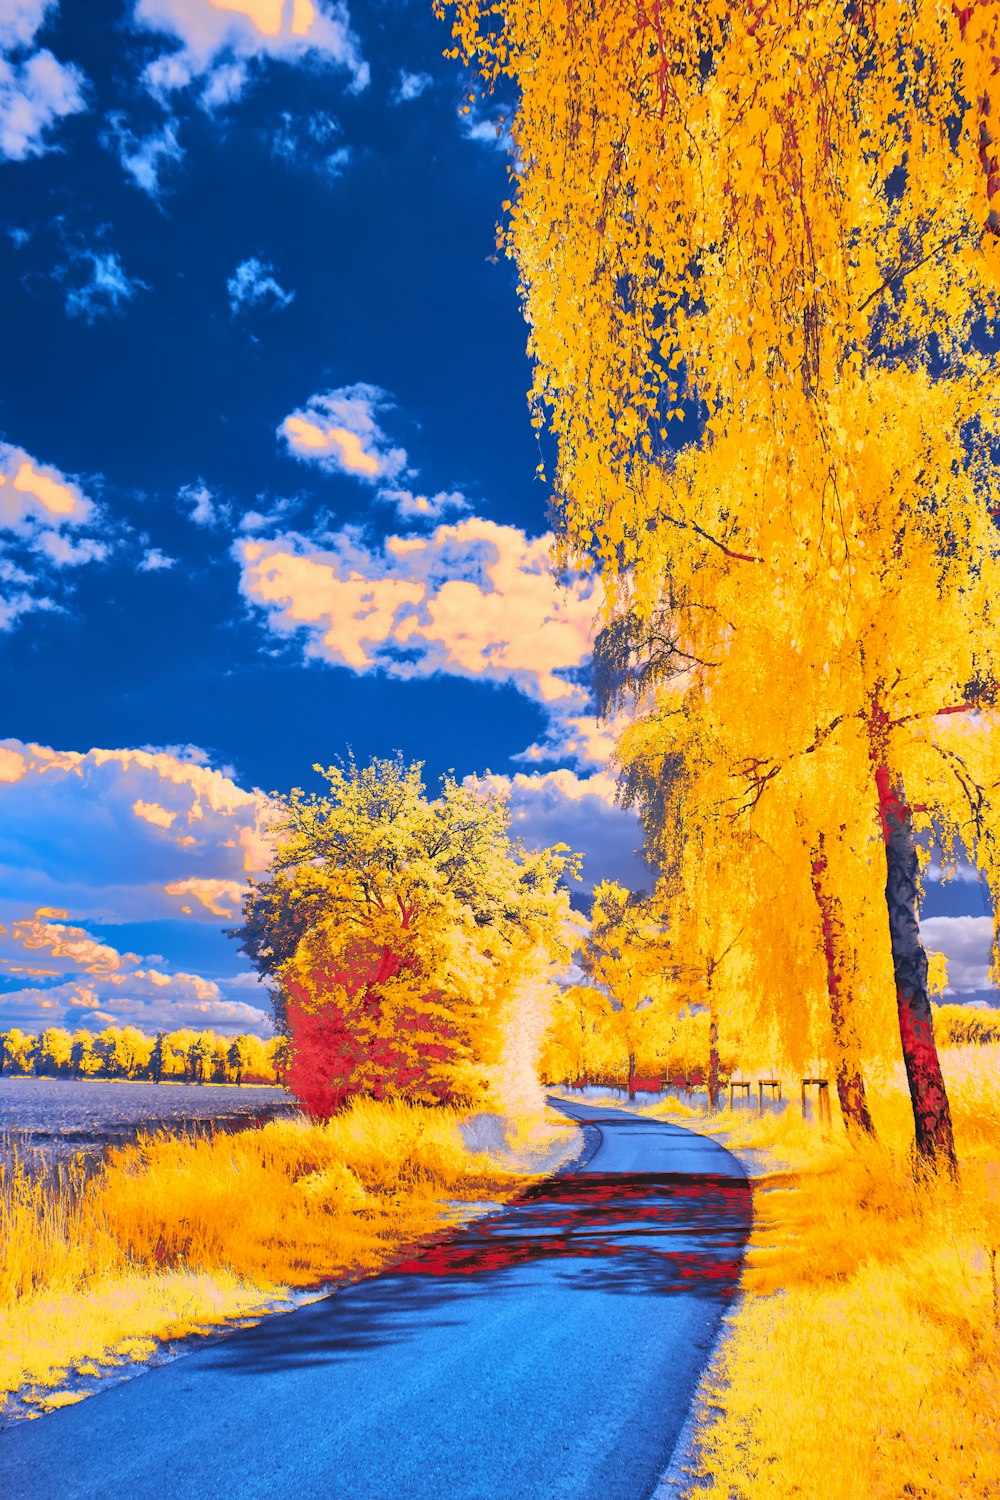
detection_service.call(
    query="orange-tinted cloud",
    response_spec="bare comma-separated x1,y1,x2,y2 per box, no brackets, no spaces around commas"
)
279,383,407,482
135,0,369,104
236,517,600,705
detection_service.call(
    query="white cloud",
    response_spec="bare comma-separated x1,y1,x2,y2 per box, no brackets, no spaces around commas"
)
514,709,631,771
0,967,274,1035
270,107,349,177
472,768,650,897
227,255,294,313
920,915,997,995
279,382,409,483
376,488,470,523
179,478,230,527
0,739,276,924
459,106,515,153
134,0,369,107
138,547,176,571
62,250,148,323
0,739,286,1034
0,2,53,51
0,442,93,533
34,531,108,567
0,441,110,621
103,112,184,197
393,69,431,104
235,517,599,705
0,3,88,162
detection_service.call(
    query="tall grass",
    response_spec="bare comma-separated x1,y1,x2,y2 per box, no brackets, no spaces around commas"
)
583,1046,1000,1498
0,1100,572,1413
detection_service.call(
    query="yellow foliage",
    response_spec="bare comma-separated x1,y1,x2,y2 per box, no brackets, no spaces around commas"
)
569,1045,1000,1498
0,1100,571,1411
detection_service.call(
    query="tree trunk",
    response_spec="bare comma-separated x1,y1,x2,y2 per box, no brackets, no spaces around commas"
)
870,710,957,1172
627,1049,636,1100
707,1008,722,1110
809,840,877,1137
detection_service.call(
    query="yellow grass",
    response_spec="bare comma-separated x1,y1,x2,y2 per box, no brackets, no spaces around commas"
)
566,1047,1000,1498
1,1100,576,1414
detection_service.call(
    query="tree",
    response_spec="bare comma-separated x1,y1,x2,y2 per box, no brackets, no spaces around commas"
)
98,1026,153,1079
232,756,577,1116
578,881,674,1099
447,0,1000,1170
0,1029,35,1075
70,1030,101,1078
36,1027,73,1077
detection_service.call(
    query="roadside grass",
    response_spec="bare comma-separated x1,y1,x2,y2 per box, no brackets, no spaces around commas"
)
562,1045,1000,1498
0,1098,578,1416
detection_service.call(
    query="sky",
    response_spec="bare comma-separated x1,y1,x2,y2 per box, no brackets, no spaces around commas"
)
0,0,994,1039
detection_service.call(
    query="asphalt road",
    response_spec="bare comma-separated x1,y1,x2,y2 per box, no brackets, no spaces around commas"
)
1,1099,750,1500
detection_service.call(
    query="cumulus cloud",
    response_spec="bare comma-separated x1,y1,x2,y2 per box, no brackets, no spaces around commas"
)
164,877,246,919
103,112,184,197
472,768,650,897
0,967,274,1035
920,915,997,995
236,517,600,705
393,69,431,104
33,531,108,567
376,488,470,523
0,441,110,623
0,740,287,1033
0,743,283,1031
61,249,148,323
227,255,294,314
134,0,369,107
0,442,93,534
0,739,276,924
279,383,408,483
514,710,630,771
0,2,88,162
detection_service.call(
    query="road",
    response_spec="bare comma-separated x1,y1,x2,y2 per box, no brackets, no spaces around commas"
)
0,1099,750,1500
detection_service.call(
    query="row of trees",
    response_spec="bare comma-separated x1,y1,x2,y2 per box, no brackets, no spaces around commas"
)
540,876,976,1093
448,0,1000,1169
0,1026,282,1085
232,757,577,1117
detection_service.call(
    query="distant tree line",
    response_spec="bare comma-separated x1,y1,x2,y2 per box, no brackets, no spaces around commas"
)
0,1026,285,1085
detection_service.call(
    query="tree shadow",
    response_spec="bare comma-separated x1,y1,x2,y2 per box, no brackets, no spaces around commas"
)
197,1169,751,1379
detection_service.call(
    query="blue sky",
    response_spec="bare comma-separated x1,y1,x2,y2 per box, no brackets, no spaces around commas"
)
0,0,654,1037
0,0,993,1037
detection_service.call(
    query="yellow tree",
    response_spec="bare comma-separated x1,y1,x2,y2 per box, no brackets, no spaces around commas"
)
446,0,1000,1169
0,1029,35,1075
578,880,676,1098
539,981,608,1085
235,757,577,1115
37,1027,73,1076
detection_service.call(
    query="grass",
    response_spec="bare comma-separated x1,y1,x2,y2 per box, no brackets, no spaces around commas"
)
560,1046,1000,1499
0,1099,578,1416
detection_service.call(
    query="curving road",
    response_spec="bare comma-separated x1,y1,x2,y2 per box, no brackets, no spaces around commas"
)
0,1099,750,1500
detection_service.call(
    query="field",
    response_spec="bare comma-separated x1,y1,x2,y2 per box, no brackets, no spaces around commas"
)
559,1042,1000,1499
0,1099,578,1419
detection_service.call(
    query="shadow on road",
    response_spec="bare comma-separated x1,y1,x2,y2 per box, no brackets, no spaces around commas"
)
195,1168,751,1379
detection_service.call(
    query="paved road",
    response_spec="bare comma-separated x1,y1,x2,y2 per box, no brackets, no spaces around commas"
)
1,1099,750,1500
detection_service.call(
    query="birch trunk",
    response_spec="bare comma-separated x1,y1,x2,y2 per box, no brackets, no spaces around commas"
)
809,841,877,1137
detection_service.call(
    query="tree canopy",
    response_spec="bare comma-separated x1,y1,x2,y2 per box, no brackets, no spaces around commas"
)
234,756,578,1115
446,0,1000,1167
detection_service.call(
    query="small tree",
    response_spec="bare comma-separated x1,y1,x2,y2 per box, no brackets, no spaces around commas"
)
233,756,577,1116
